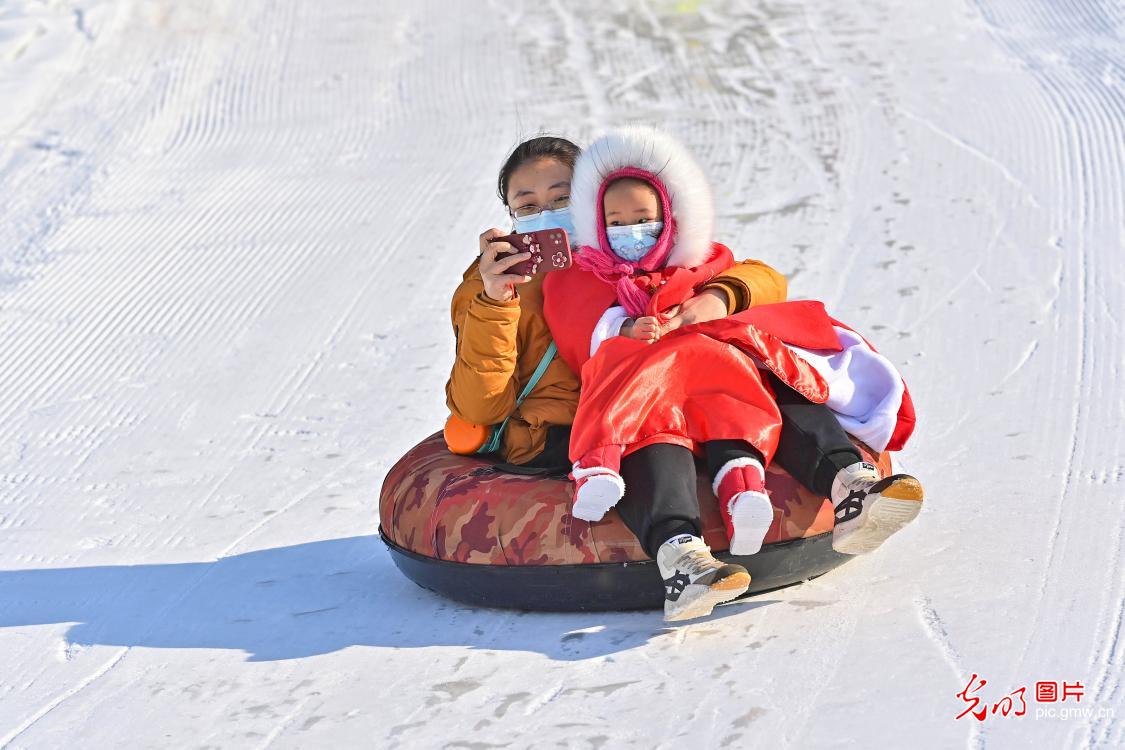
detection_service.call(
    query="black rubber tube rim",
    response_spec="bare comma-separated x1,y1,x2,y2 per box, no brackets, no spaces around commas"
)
379,526,851,612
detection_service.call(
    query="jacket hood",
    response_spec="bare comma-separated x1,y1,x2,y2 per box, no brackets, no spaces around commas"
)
570,126,715,269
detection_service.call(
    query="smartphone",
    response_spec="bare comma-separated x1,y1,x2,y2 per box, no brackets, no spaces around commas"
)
490,228,572,276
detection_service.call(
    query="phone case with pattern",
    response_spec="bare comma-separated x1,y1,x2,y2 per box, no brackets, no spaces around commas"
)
493,228,572,276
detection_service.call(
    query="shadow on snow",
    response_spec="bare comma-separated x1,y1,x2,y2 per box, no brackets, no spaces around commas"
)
0,536,777,662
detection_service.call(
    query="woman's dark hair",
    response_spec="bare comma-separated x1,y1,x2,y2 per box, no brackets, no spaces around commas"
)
496,136,581,206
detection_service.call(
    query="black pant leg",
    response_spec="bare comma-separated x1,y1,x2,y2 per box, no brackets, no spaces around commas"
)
702,440,765,479
615,443,701,558
767,373,861,496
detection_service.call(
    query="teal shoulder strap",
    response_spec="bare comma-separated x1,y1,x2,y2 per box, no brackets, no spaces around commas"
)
479,341,558,455
516,341,558,404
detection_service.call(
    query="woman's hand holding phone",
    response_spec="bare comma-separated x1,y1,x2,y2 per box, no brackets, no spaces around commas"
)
478,228,532,302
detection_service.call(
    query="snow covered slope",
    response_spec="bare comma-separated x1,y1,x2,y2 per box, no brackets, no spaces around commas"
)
1,0,1121,747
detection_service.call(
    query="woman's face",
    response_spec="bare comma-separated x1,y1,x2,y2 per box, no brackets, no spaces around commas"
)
505,158,573,216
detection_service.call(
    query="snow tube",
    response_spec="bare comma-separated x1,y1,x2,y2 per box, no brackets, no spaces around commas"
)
379,433,891,611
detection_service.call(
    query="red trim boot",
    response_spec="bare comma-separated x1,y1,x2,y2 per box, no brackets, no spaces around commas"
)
570,445,626,522
713,457,775,555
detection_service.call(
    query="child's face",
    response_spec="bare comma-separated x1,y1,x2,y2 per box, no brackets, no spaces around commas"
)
603,178,663,227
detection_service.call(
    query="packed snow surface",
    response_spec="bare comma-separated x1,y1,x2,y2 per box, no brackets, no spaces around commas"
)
1,0,1122,747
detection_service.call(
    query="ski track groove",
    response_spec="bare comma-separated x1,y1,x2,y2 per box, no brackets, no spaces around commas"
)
894,106,1041,208
912,593,983,749
4,3,401,460
1,0,413,733
0,646,131,749
4,455,361,747
0,34,267,415
969,2,1123,747
0,24,231,493
906,218,1007,333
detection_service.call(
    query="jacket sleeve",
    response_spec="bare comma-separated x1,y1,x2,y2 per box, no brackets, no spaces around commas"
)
445,270,522,426
703,258,789,313
591,306,630,357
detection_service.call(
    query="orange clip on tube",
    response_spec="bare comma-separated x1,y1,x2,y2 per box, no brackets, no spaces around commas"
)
443,414,491,455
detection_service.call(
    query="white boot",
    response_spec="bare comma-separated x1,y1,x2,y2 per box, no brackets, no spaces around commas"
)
830,462,924,555
712,457,774,556
570,464,625,522
656,534,751,622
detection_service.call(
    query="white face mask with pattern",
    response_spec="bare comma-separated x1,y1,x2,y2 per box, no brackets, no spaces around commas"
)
605,221,664,262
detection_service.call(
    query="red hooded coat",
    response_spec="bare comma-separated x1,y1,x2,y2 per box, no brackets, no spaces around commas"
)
545,243,846,469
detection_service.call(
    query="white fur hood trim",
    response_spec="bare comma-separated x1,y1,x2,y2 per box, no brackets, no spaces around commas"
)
570,126,715,268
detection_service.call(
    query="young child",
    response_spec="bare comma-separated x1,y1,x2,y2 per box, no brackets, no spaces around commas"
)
544,127,923,620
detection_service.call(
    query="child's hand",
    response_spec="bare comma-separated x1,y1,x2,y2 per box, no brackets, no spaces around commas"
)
621,316,662,342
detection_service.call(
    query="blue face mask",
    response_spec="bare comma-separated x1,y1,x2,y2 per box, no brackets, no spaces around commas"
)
606,221,664,262
513,207,576,239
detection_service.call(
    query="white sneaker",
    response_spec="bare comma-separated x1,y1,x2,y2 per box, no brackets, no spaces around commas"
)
830,462,924,555
656,534,751,622
570,464,625,522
